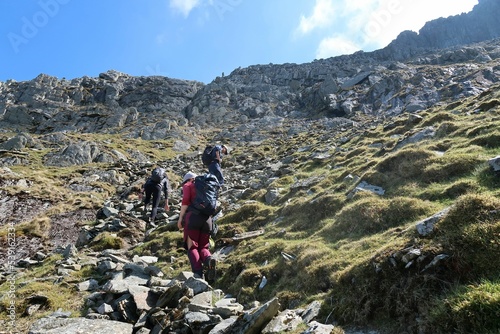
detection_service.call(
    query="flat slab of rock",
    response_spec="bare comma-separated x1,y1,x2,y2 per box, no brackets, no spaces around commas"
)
28,317,133,334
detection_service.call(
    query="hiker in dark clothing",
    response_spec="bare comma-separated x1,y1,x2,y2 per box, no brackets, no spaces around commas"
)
142,170,169,227
208,144,229,185
177,172,216,281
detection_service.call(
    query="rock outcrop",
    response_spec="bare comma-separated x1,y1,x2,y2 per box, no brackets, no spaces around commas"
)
376,0,500,60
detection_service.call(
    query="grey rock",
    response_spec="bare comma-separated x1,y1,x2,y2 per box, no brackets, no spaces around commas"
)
63,244,78,259
28,317,133,334
184,311,213,334
77,279,99,292
213,297,244,318
301,300,322,324
101,271,149,294
224,297,280,334
184,276,212,295
262,309,303,333
128,285,158,311
416,207,452,237
208,317,238,334
488,155,500,172
301,321,336,334
97,303,114,315
189,291,213,312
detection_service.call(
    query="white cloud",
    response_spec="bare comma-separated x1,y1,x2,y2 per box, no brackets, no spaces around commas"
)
169,0,201,17
343,0,379,13
316,36,361,59
297,0,336,34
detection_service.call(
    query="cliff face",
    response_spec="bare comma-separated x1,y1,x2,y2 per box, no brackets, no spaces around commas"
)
1,0,500,140
0,70,204,136
419,0,500,47
375,0,500,60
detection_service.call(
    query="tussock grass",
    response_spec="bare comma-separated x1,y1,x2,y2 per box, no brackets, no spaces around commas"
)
469,132,500,148
426,279,500,333
418,179,480,202
421,112,457,127
365,148,435,189
322,196,437,241
217,201,274,232
420,153,484,183
15,217,51,238
434,194,500,279
89,232,125,251
435,121,461,137
280,193,345,232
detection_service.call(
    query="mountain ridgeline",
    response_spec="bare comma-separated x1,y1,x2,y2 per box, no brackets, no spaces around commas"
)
1,1,500,334
0,0,500,139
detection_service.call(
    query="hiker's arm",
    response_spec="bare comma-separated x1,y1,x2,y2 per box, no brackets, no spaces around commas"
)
215,149,221,163
177,205,188,230
163,179,169,210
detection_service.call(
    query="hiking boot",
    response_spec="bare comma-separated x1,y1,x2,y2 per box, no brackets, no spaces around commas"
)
148,218,157,228
193,270,204,279
204,257,216,283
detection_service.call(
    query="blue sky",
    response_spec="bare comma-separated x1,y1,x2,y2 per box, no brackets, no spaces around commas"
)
0,0,478,84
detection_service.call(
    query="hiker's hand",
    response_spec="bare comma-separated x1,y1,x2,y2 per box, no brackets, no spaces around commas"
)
177,221,183,231
164,203,169,211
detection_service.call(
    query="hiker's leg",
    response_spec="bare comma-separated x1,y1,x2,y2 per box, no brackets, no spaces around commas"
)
199,232,211,264
208,161,216,175
143,185,152,210
188,239,203,276
150,185,161,222
186,232,203,274
187,245,201,274
209,162,224,185
200,231,216,282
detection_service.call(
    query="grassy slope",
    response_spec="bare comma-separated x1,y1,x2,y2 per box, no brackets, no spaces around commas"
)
0,86,499,333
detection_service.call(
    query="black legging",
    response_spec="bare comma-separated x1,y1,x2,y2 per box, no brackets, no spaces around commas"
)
144,180,162,222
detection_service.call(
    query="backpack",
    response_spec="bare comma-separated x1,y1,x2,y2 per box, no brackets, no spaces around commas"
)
201,145,215,166
151,167,165,183
190,173,221,216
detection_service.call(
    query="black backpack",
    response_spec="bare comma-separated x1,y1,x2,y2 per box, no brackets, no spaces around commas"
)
190,173,221,216
150,167,165,183
201,145,215,167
